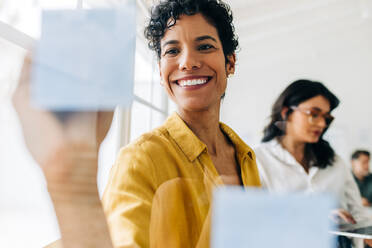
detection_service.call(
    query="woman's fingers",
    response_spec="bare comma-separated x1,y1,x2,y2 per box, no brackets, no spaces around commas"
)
333,209,357,224
365,239,372,247
96,111,114,146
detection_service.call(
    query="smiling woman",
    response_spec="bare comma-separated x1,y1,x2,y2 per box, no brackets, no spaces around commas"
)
102,0,260,247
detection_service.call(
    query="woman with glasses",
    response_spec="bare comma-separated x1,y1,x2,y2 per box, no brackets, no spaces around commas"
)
255,79,370,248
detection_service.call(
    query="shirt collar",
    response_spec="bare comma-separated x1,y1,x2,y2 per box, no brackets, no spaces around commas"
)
165,112,206,162
219,122,255,161
264,139,318,175
265,139,288,159
165,112,255,162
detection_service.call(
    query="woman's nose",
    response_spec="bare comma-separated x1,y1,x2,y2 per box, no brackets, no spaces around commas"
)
178,49,201,71
317,117,327,128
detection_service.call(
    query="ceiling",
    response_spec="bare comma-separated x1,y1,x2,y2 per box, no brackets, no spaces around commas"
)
136,0,372,57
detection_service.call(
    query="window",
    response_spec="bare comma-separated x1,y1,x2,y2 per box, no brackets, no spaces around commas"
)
97,0,169,195
0,0,168,247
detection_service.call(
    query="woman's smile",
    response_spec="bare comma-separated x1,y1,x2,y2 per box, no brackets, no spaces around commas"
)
173,75,213,89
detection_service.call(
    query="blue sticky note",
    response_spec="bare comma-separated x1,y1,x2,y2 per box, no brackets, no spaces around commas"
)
32,2,136,110
212,187,336,248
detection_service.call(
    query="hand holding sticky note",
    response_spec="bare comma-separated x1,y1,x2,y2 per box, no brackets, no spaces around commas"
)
32,1,136,110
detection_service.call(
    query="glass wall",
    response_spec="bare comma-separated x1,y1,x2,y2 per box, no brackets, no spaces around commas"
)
0,0,168,247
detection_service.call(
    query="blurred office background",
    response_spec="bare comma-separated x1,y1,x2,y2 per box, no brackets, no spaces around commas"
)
0,0,371,247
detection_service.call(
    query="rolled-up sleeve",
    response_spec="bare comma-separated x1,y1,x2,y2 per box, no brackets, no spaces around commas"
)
102,144,157,248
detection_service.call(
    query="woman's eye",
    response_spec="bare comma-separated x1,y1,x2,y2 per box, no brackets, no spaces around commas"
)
164,48,179,56
198,44,214,51
311,113,320,118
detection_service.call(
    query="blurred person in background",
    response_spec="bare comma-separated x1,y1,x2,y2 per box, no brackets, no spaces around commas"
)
255,79,372,248
351,150,372,207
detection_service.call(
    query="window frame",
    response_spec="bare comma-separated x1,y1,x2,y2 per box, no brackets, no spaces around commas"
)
0,0,169,153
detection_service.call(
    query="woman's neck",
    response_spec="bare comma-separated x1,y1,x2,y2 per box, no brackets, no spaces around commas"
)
279,135,307,169
177,106,225,156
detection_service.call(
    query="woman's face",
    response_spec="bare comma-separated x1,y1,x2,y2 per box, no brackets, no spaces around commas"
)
158,13,235,112
285,95,331,143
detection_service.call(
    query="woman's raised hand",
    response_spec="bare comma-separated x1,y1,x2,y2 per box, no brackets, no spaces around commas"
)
12,54,114,248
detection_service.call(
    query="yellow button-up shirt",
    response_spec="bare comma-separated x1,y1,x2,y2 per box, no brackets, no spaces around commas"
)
102,113,261,248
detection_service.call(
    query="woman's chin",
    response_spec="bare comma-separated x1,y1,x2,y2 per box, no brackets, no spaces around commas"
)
306,136,320,144
178,101,214,112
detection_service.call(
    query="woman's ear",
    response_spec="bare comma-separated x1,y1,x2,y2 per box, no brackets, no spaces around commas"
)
158,61,164,86
225,53,236,76
281,107,289,120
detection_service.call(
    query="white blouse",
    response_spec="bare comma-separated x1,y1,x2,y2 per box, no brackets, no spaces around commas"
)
254,139,369,222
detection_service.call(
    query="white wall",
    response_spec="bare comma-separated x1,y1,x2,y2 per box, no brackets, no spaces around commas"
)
221,0,372,163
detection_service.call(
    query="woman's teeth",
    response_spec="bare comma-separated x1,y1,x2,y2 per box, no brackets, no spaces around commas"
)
178,78,208,87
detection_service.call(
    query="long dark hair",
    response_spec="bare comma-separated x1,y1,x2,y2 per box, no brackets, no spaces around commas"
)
262,79,340,168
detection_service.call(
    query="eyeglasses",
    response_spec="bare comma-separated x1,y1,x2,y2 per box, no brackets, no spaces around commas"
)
290,106,334,126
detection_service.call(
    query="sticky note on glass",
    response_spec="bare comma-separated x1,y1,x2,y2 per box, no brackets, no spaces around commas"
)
32,2,136,110
212,187,336,248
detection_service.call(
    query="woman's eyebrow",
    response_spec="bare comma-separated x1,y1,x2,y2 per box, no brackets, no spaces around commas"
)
161,35,217,49
162,40,179,48
311,107,330,113
195,35,217,42
311,107,322,111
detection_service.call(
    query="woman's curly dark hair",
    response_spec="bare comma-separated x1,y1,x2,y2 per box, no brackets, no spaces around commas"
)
144,0,239,61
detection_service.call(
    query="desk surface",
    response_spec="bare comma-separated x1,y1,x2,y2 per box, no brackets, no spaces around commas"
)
330,220,372,239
